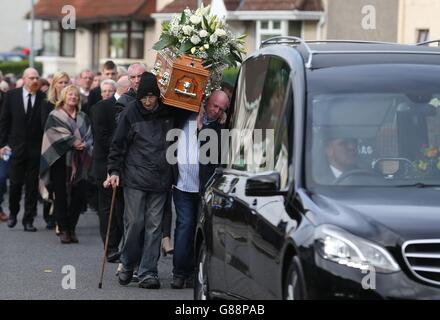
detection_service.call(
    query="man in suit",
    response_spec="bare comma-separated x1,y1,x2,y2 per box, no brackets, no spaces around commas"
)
84,61,118,116
0,68,47,231
114,63,147,113
314,136,359,184
78,69,94,111
90,76,130,262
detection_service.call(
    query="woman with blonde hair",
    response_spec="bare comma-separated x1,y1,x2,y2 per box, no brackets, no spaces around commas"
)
41,71,70,231
40,85,93,244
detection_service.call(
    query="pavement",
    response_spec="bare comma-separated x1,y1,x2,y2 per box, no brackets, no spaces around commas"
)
0,205,192,300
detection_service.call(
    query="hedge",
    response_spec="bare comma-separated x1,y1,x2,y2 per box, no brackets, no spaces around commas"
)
0,61,43,78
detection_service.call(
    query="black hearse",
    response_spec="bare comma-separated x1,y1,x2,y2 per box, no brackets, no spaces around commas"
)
194,37,440,299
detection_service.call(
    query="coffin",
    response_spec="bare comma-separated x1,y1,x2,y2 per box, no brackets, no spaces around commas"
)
151,50,210,113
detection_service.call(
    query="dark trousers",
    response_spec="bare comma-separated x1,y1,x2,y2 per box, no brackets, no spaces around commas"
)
121,187,166,280
162,191,172,238
172,188,200,278
50,155,86,232
0,158,9,212
97,184,124,254
9,155,39,224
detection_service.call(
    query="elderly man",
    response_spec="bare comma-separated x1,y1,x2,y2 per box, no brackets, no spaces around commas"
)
85,60,118,115
100,79,117,100
0,68,46,231
171,90,230,289
105,72,176,289
90,76,130,263
115,63,147,112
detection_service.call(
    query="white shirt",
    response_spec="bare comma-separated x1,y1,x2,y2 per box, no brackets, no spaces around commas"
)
80,87,90,97
330,165,343,178
176,114,200,193
22,87,36,113
114,93,121,101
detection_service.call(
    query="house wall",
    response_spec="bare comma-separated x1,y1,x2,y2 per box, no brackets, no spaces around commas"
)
398,0,440,43
75,27,93,73
0,1,43,52
324,0,399,42
302,21,318,40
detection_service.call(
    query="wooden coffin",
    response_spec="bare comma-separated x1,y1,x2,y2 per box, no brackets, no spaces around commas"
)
152,51,209,113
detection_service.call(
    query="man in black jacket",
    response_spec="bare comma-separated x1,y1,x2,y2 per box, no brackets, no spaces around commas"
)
105,72,175,289
90,76,130,262
0,68,47,231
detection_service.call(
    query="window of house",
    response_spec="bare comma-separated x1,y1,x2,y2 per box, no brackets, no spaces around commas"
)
43,21,75,57
417,29,429,43
256,20,288,47
109,21,144,59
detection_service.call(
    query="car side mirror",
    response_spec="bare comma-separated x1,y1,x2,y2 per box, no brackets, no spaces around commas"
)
245,172,287,197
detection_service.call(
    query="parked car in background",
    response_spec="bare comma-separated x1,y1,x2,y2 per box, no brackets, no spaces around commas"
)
0,51,27,62
194,37,440,300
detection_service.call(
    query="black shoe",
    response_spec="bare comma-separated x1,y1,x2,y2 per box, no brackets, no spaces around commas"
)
69,230,79,243
139,277,160,289
118,269,133,286
107,251,121,263
7,216,17,228
23,223,37,232
171,276,186,289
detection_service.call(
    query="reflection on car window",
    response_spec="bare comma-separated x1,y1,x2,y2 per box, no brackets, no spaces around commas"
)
307,65,440,187
229,56,291,187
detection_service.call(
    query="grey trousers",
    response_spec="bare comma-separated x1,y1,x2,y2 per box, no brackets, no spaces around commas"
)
120,187,166,281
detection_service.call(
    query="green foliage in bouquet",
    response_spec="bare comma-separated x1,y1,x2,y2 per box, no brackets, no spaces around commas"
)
153,4,246,69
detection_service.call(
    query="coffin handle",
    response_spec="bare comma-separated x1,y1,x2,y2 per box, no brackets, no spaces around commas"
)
175,88,197,98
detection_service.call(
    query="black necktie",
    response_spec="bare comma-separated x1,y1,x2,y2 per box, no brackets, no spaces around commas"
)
26,93,32,121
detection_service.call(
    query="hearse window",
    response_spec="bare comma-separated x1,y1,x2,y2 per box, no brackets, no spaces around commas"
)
229,56,291,183
306,64,440,187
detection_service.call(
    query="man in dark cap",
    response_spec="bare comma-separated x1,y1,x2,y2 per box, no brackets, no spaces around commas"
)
105,72,175,289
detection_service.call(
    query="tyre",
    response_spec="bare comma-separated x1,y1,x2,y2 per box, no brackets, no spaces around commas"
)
284,256,307,300
194,242,209,300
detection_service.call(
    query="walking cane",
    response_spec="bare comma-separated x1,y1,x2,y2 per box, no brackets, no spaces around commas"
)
98,185,117,289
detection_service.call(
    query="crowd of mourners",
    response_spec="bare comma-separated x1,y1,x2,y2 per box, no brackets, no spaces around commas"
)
0,60,233,289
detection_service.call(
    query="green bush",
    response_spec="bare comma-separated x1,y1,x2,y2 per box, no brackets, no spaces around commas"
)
222,67,240,86
0,61,43,78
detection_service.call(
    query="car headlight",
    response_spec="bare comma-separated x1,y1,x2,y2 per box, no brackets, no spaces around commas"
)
314,225,400,273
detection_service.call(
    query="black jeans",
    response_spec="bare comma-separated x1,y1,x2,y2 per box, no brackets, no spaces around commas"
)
50,154,86,232
97,184,124,254
8,155,39,224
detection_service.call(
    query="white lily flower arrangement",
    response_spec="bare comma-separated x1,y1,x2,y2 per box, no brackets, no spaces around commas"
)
153,4,246,70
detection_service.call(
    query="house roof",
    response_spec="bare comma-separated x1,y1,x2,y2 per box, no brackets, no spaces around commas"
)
33,0,155,22
237,0,323,11
159,0,322,13
160,0,240,13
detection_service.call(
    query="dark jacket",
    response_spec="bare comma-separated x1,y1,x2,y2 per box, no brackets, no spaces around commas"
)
198,120,225,193
107,100,176,192
0,88,47,159
83,86,102,116
114,88,136,123
170,112,224,193
90,96,117,183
